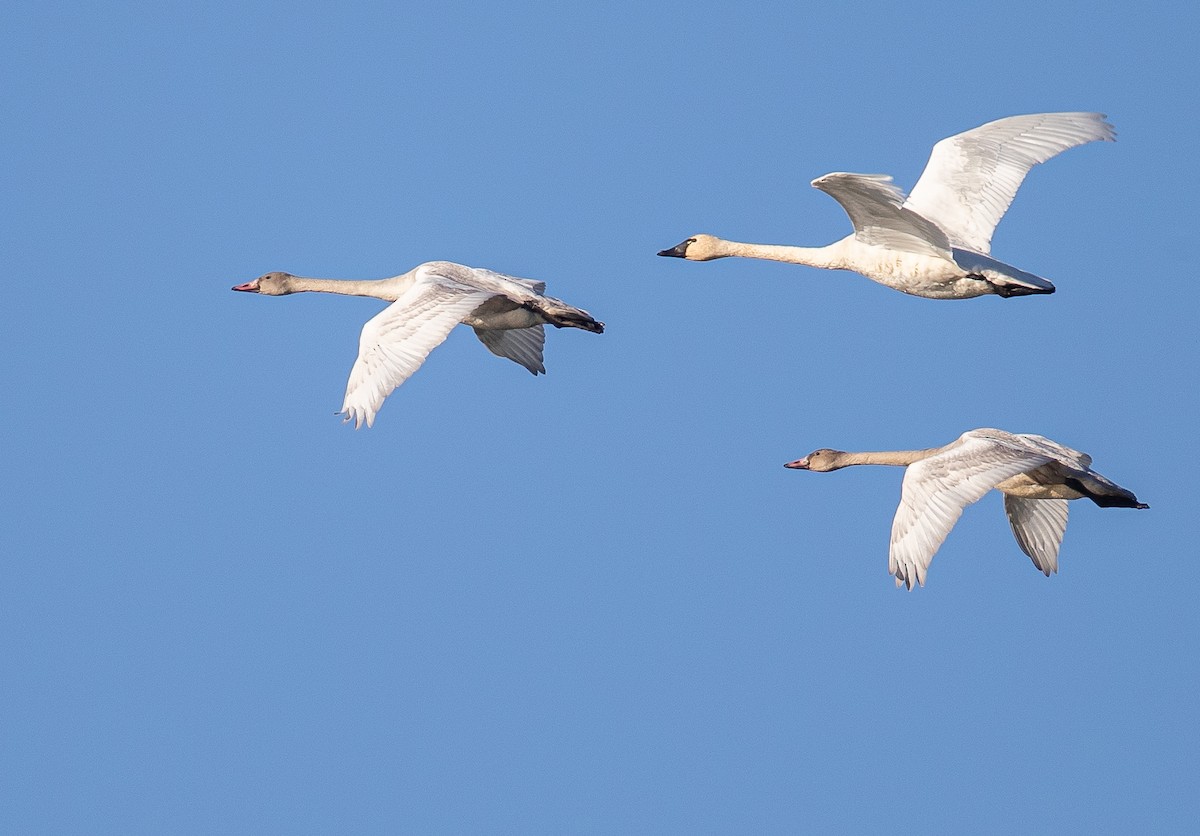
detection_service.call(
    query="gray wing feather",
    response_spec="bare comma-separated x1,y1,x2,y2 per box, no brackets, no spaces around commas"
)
812,172,952,258
473,325,547,375
1004,496,1069,576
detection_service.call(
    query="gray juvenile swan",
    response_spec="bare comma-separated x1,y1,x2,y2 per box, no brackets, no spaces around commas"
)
659,112,1115,299
233,261,604,428
784,428,1147,589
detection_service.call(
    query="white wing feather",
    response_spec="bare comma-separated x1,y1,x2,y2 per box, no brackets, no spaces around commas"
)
811,172,951,258
473,325,546,375
903,112,1115,254
889,431,1054,589
339,276,493,429
1004,496,1069,576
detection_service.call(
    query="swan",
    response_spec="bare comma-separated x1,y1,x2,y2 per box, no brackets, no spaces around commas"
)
784,428,1147,588
659,112,1115,299
233,261,604,428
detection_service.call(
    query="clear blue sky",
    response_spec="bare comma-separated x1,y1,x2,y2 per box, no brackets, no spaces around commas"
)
3,1,1197,832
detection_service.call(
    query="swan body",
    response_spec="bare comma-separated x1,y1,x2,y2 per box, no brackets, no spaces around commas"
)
233,261,603,428
659,112,1115,299
784,428,1147,588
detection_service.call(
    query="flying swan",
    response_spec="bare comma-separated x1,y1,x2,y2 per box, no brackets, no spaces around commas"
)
233,261,604,428
659,112,1115,299
784,428,1147,588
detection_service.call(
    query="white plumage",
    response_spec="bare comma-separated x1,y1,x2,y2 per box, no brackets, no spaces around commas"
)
660,112,1115,299
785,429,1147,589
233,261,603,428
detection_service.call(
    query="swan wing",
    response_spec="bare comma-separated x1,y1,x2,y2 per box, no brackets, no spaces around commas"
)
472,271,546,295
512,277,547,294
1013,432,1093,469
903,112,1115,254
1004,496,1069,576
811,172,951,258
473,325,547,375
889,430,1054,589
339,271,494,428
421,260,548,299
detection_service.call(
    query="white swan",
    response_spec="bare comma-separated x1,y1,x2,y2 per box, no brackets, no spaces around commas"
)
784,428,1147,588
659,112,1115,299
233,261,604,428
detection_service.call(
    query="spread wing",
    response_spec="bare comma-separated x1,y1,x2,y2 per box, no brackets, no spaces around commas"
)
473,325,546,375
811,172,951,258
889,431,1054,589
903,112,1115,254
339,274,494,429
1004,496,1069,576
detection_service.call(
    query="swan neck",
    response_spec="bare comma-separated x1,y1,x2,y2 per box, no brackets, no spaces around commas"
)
838,448,936,468
285,276,399,300
719,240,840,268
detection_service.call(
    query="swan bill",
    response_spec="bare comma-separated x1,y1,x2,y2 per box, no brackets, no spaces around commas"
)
657,239,693,258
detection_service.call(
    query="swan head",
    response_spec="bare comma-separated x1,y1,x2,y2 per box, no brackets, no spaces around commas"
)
784,449,846,472
657,234,724,261
232,272,299,295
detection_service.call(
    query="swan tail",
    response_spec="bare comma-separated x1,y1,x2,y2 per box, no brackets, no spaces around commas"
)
952,249,1056,297
1063,475,1149,509
1086,492,1148,509
989,277,1056,298
526,298,605,333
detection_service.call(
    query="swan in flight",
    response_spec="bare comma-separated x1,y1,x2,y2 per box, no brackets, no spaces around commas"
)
784,428,1147,589
233,261,604,428
659,112,1115,299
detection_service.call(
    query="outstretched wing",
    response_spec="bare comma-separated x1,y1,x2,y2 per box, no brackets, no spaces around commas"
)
339,273,493,428
889,430,1054,589
473,325,546,375
811,172,951,258
1004,496,1069,576
903,112,1115,254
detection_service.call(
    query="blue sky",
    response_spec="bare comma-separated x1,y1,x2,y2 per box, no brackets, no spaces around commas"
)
3,1,1198,832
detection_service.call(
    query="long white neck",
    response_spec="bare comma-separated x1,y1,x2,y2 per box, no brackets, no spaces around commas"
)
283,274,411,302
713,239,843,269
833,448,939,468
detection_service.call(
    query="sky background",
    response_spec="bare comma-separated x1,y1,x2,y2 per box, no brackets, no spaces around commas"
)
3,1,1198,832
